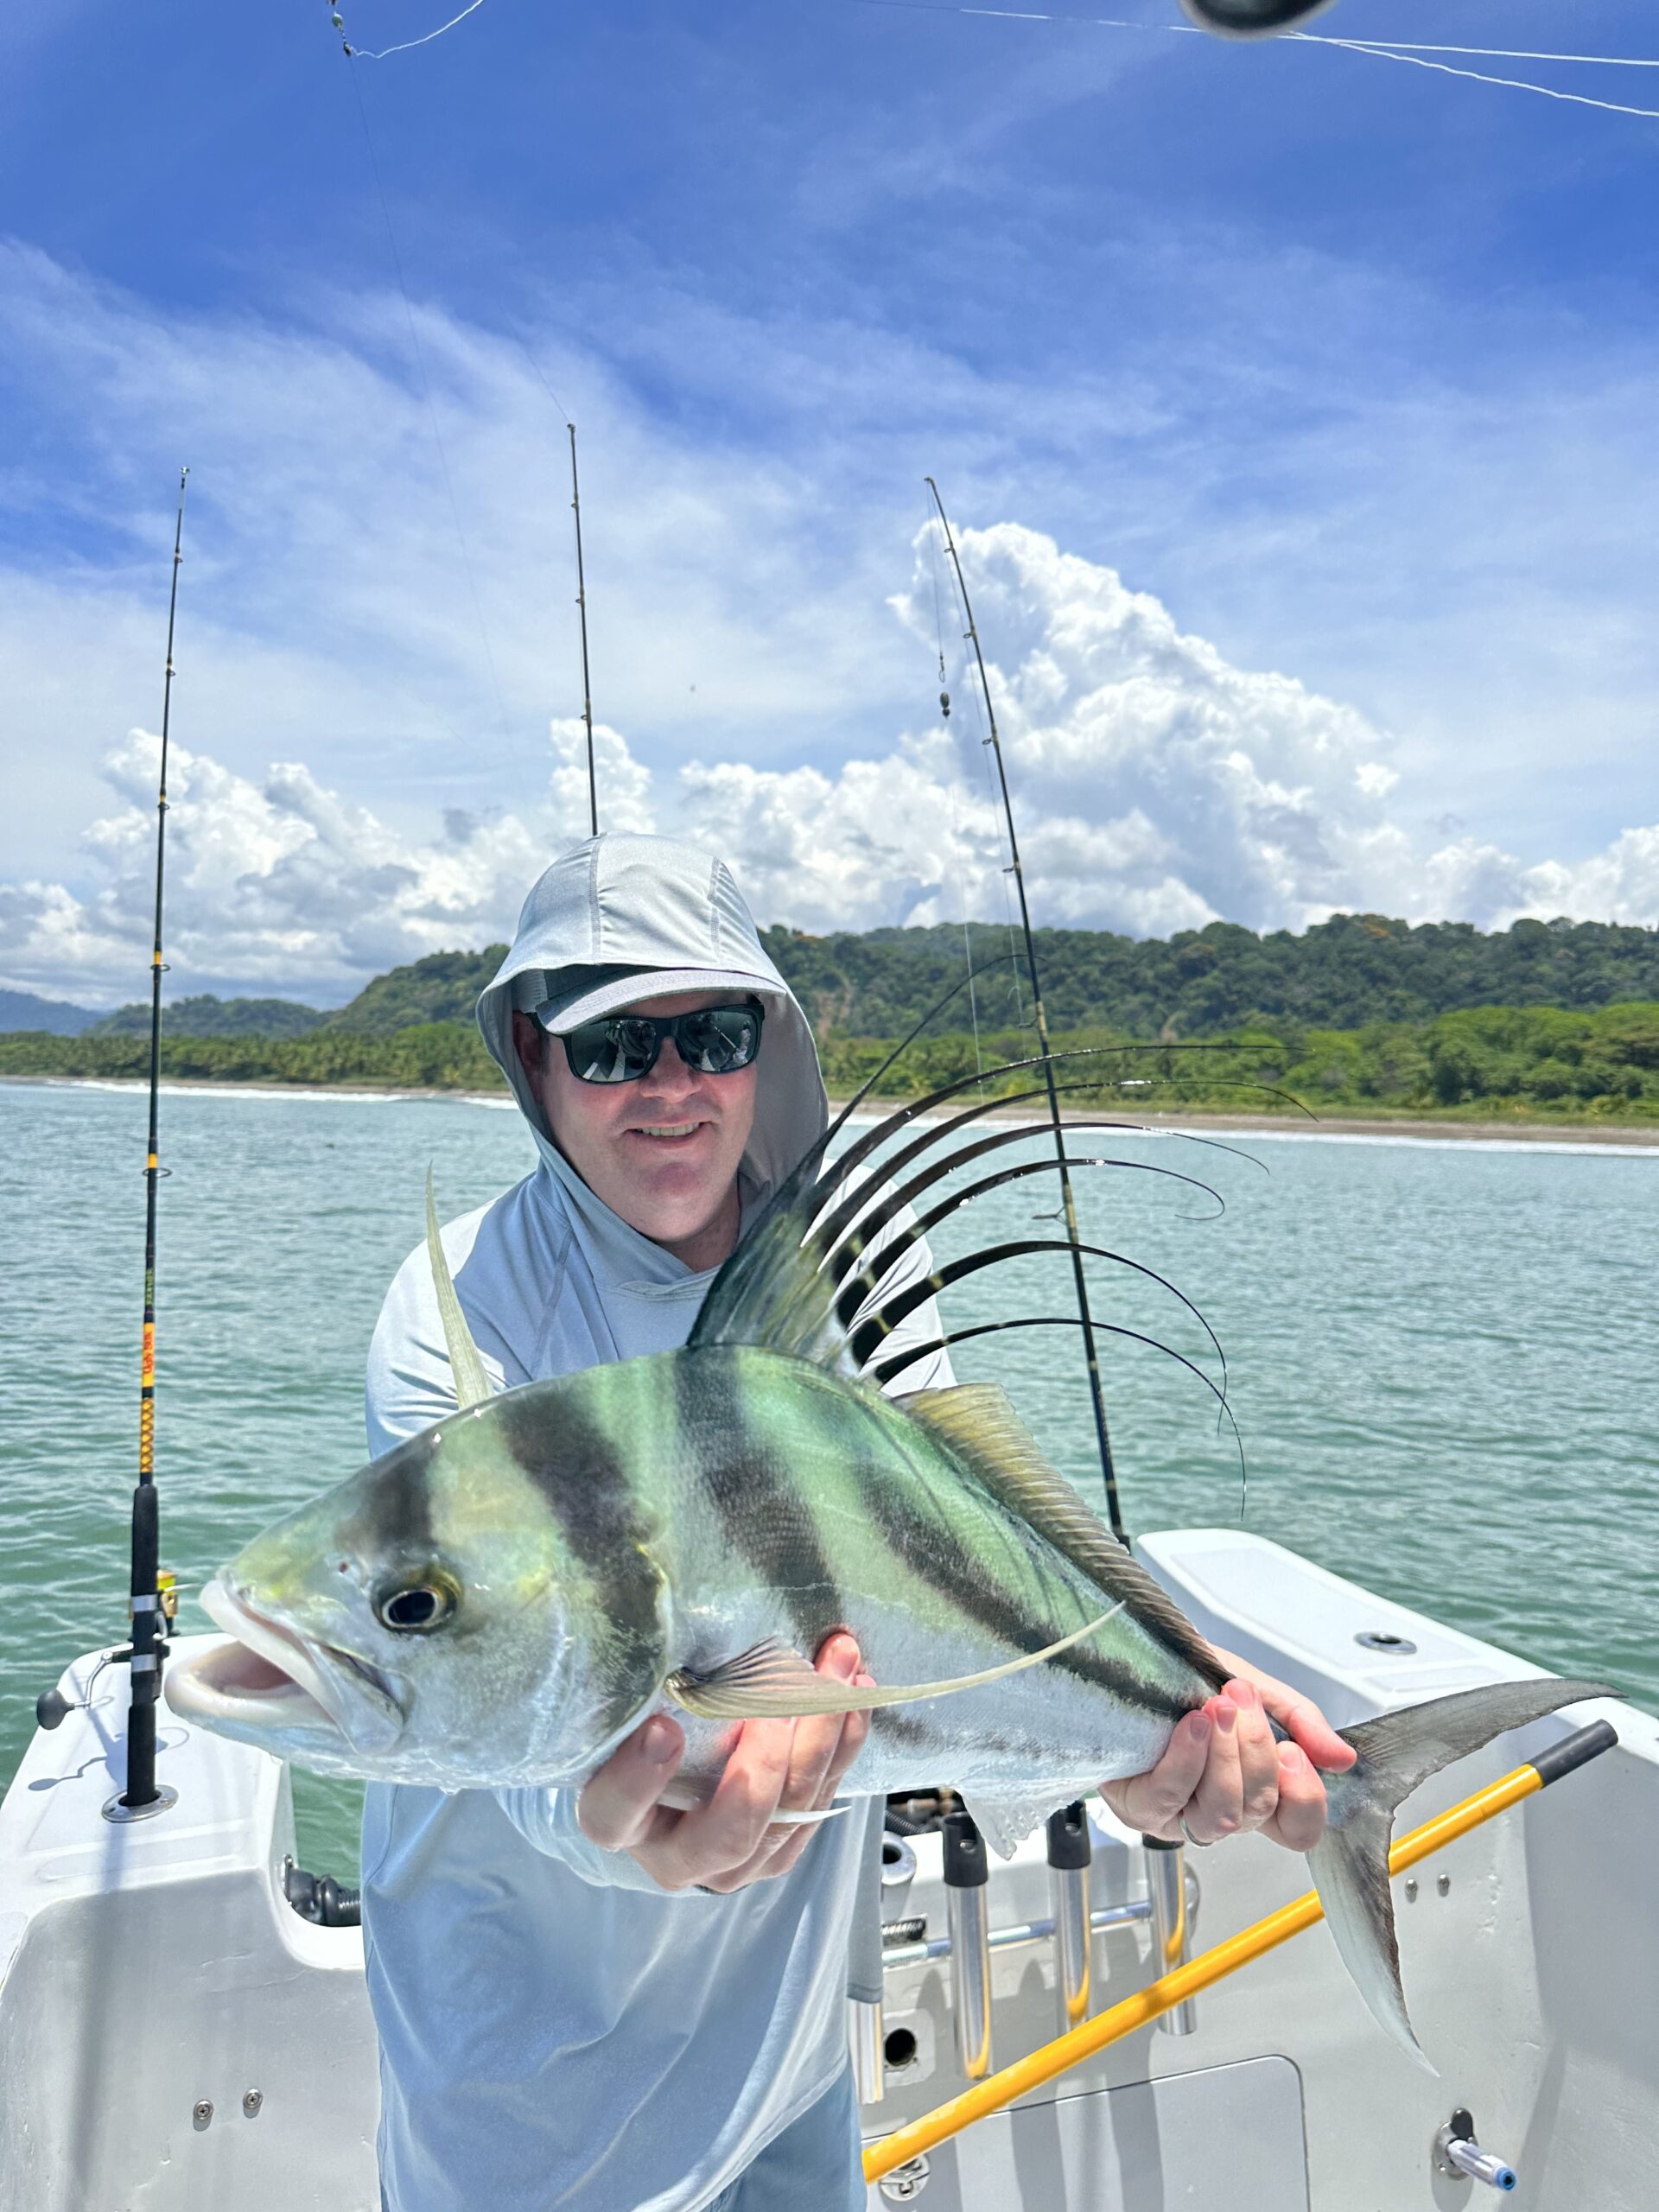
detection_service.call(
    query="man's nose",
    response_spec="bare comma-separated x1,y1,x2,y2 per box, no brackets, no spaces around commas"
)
642,1038,700,1096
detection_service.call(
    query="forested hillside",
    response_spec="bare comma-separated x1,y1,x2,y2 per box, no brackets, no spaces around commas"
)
40,914,1659,1046
5,1001,1656,1123
760,913,1659,1039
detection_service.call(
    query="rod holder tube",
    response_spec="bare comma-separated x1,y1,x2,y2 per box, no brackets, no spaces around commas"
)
851,2000,885,2107
1046,1803,1093,2029
1143,1837,1195,2035
943,1814,992,2081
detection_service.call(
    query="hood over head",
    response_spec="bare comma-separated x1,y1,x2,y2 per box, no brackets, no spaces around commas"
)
477,832,828,1214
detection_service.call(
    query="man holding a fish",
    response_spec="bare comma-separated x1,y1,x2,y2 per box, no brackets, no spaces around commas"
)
351,832,1349,2211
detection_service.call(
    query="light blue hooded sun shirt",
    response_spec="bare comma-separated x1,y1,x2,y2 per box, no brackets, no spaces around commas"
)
359,834,950,2212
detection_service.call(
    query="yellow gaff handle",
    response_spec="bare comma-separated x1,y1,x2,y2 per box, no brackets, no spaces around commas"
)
864,1726,1612,2184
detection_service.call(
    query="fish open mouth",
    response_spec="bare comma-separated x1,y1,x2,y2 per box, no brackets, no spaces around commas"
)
164,1580,404,1752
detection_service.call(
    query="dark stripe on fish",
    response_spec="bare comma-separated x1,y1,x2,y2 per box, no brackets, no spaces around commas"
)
874,1479,1191,1722
353,1429,437,1560
494,1395,664,1651
677,1357,842,1659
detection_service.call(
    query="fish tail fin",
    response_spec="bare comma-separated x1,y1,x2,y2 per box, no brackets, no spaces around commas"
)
1309,1676,1616,2067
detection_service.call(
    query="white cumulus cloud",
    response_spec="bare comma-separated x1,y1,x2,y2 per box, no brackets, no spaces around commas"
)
7,524,1656,1008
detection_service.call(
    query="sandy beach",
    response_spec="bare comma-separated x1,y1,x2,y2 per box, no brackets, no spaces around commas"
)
14,1073,1653,1148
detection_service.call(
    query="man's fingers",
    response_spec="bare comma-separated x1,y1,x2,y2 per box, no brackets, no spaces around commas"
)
576,1712,685,1851
1101,1707,1211,1837
778,1635,862,1815
1209,1644,1355,1772
1268,1689,1356,1772
1185,1694,1246,1840
818,1675,874,1805
1228,1679,1285,1832
1265,1741,1329,1851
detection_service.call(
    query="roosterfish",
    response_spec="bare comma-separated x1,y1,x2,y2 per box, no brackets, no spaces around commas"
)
167,1057,1613,2064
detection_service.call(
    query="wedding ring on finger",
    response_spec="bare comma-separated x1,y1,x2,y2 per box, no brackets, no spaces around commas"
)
1178,1814,1211,1848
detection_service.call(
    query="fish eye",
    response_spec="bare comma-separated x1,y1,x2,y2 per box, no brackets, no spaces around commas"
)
373,1577,459,1634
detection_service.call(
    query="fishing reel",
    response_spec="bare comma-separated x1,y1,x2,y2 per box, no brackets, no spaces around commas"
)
1179,0,1338,35
35,1573,179,1731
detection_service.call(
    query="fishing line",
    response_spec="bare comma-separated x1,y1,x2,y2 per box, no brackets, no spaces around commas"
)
1310,41,1659,123
329,1,490,62
936,518,1026,1029
342,56,512,726
815,0,1659,123
927,502,984,1074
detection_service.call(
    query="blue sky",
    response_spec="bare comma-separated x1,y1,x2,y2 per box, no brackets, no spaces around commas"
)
3,2,1657,1001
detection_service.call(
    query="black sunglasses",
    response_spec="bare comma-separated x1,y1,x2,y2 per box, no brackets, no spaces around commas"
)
557,1001,766,1085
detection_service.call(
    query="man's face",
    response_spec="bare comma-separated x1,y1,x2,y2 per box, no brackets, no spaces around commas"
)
512,989,760,1264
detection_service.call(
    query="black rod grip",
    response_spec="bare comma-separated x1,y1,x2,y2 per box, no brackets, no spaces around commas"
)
943,1811,988,1889
1046,1802,1092,1871
1531,1718,1618,1789
130,1478,160,1595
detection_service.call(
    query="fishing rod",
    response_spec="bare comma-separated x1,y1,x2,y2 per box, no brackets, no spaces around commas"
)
568,422,599,836
925,478,1127,1545
109,466,191,1821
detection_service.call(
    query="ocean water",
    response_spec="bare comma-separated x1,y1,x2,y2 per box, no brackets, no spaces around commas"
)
3,1077,1654,1877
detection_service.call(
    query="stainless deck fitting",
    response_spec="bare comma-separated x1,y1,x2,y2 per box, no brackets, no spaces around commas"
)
1046,1802,1093,2029
1435,2109,1518,2192
1144,1836,1196,2035
942,1812,993,2082
878,2154,931,2201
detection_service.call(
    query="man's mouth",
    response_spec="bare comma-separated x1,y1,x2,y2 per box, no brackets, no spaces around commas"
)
627,1120,707,1143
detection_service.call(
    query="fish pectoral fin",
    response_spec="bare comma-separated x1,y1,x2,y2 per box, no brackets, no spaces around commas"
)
425,1168,493,1412
664,1605,1124,1722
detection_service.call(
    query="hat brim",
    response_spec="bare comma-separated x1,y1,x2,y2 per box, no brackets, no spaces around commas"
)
535,968,785,1035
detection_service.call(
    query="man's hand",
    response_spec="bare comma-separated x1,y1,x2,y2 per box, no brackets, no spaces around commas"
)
1101,1648,1356,1853
576,1633,872,1893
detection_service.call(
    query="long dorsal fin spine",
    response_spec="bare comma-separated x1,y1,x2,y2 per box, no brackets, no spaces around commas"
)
872,1313,1238,1450
766,1109,1166,1359
845,1227,1225,1392
425,1169,494,1411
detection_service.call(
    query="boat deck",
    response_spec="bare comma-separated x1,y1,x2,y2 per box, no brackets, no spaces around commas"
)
2,1529,1652,2211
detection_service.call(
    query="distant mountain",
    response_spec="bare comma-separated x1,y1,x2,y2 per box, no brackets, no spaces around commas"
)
90,994,325,1039
323,947,506,1034
0,987,99,1035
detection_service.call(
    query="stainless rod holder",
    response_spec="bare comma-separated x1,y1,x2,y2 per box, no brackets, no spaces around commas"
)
1046,1802,1093,2029
1143,1836,1196,2035
850,1999,885,2107
943,1812,993,2081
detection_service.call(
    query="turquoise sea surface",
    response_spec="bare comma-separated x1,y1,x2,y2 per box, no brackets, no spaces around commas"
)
3,1077,1654,1876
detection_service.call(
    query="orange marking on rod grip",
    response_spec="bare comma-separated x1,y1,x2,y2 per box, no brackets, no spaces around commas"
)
862,1763,1546,2183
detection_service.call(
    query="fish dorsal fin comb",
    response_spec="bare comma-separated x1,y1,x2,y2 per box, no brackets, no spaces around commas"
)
425,1169,494,1411
899,1383,1227,1691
